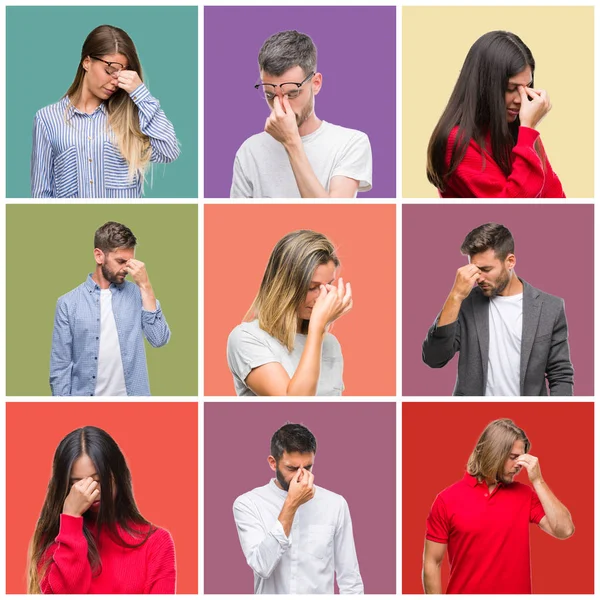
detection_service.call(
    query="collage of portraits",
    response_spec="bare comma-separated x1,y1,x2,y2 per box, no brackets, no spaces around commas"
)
0,1,596,597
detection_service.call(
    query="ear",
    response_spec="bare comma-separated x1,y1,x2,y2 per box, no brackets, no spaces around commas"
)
312,72,323,96
82,56,91,72
267,455,277,472
93,248,105,266
506,253,516,270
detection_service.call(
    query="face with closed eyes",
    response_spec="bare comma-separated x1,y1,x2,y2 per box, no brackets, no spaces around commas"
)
505,65,533,122
82,53,129,102
298,261,337,321
268,451,315,491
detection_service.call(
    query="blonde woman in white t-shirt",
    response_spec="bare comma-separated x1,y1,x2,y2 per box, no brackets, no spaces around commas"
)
227,230,352,396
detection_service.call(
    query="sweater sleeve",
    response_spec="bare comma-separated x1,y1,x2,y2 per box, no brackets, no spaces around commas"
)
445,127,566,198
143,528,177,594
40,514,92,594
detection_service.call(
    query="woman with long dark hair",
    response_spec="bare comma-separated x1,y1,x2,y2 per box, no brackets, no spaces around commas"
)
27,426,175,594
427,31,565,198
31,25,179,198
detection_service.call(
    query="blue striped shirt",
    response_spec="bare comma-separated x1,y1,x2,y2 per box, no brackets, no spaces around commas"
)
50,274,171,396
31,83,179,198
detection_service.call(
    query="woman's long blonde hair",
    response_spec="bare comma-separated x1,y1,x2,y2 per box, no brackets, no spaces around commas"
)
65,25,150,182
244,230,340,351
467,418,530,482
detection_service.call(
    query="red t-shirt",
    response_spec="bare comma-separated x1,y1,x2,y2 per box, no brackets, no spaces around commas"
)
426,472,546,594
39,513,176,594
440,125,566,198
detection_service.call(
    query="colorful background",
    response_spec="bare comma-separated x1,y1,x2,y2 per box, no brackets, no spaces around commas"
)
204,204,396,396
204,402,396,594
7,204,198,396
204,6,396,198
6,6,198,198
402,204,594,396
402,402,594,594
6,402,198,593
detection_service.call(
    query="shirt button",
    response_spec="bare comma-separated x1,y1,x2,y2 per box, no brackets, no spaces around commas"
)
88,158,93,163
133,96,137,100
92,376,95,379
94,357,97,360
96,337,99,340
90,179,94,184
484,493,488,497
88,136,92,140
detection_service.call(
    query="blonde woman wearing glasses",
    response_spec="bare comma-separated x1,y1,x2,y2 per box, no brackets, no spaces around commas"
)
31,25,179,198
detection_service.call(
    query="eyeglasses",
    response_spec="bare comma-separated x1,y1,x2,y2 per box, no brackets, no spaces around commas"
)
90,56,128,76
254,72,315,101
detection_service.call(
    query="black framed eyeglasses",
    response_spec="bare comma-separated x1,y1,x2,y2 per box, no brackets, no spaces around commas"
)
254,72,315,101
90,56,127,76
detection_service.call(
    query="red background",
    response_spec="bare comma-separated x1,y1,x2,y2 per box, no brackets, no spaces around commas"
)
402,402,594,594
6,402,198,594
204,204,396,396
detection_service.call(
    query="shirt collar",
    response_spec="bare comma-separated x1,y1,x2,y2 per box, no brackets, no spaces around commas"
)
84,273,125,292
463,471,504,489
63,95,107,117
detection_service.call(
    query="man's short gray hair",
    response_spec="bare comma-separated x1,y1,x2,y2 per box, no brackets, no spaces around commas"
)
258,30,317,77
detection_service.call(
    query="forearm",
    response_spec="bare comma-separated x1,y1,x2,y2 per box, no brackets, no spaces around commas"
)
534,479,574,538
437,293,463,327
422,563,443,594
139,284,157,312
286,326,324,396
278,498,298,537
285,140,330,198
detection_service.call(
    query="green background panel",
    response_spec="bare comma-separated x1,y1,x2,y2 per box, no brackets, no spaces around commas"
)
6,6,198,198
7,204,198,396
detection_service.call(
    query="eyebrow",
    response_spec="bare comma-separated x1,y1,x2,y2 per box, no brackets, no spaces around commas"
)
507,80,533,88
285,464,313,470
70,473,99,481
309,279,335,286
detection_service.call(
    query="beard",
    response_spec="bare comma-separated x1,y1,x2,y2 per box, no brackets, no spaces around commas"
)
275,464,291,491
481,266,511,297
101,262,125,284
294,89,315,128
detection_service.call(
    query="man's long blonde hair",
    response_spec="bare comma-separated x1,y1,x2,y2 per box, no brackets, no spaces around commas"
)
467,418,530,482
65,25,151,182
244,230,340,351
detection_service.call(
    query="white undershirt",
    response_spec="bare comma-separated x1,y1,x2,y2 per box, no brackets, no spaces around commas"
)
95,289,127,396
485,293,523,396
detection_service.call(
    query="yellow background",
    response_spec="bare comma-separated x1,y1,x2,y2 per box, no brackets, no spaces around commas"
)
402,6,594,198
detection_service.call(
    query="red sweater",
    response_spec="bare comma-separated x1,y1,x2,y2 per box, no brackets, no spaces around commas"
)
441,125,565,198
40,514,176,594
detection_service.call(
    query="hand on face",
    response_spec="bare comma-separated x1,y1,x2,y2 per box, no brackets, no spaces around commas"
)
124,258,150,288
62,477,100,517
308,278,353,333
514,453,543,484
115,70,143,94
451,264,481,301
518,86,552,129
286,467,316,507
264,94,301,145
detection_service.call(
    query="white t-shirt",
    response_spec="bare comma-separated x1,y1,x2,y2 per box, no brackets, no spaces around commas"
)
485,293,523,396
227,319,344,396
233,479,364,594
230,120,372,198
95,289,127,396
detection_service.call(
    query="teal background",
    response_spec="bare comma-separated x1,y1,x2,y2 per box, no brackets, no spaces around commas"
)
6,204,198,396
6,6,198,198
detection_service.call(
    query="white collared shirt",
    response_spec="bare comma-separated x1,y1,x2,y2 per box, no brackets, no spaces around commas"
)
233,479,364,594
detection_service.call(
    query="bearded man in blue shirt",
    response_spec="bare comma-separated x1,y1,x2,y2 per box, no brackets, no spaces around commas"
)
50,221,170,396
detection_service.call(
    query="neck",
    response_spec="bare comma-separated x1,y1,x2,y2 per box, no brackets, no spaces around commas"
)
498,272,523,297
298,111,322,137
92,267,111,290
483,477,498,492
74,82,102,114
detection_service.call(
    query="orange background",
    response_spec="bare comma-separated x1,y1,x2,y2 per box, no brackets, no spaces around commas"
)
6,402,198,594
402,402,594,594
204,204,396,396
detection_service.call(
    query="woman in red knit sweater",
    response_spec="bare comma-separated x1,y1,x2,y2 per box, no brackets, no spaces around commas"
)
27,426,176,594
426,30,565,198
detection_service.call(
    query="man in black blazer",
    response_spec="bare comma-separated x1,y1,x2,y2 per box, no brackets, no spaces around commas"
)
422,223,574,396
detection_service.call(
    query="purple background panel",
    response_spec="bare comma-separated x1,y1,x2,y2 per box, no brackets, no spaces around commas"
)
204,6,396,198
402,204,594,396
204,402,396,594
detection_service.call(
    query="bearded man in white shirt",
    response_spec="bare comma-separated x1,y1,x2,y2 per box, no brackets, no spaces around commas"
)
233,423,364,594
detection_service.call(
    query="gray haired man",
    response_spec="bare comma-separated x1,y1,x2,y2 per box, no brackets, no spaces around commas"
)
231,30,372,199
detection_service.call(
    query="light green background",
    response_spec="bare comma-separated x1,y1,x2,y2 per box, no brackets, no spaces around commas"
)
7,6,198,198
7,204,198,396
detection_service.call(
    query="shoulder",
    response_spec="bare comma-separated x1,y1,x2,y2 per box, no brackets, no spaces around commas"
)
524,281,564,307
507,481,537,498
321,122,370,146
233,483,271,510
35,98,68,122
57,281,87,305
434,477,468,503
228,320,270,345
147,525,175,548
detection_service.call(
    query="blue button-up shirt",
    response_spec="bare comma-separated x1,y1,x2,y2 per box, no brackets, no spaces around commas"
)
31,83,179,198
50,275,171,396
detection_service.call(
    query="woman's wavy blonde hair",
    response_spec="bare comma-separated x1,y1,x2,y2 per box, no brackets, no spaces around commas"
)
244,230,340,351
65,25,150,182
467,418,530,482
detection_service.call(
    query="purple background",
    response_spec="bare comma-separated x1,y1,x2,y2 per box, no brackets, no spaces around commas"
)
402,204,594,396
204,6,396,198
204,402,396,594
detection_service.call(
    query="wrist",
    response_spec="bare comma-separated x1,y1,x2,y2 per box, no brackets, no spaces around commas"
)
283,136,302,153
520,120,535,129
62,509,82,518
450,291,467,303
